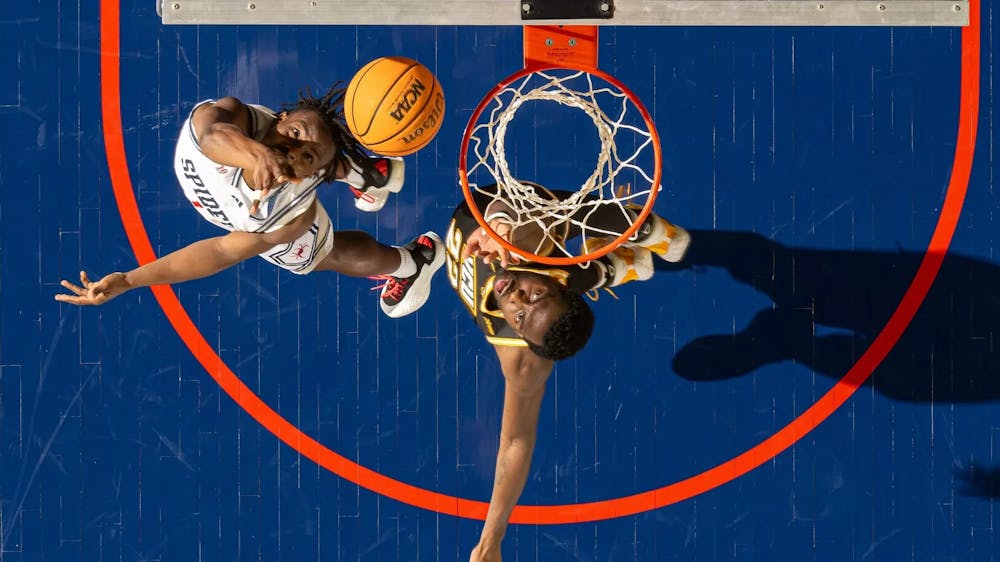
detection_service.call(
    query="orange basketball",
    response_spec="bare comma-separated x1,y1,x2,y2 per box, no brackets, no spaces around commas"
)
344,56,445,157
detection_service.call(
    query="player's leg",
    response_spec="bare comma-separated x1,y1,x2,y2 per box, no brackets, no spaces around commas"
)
551,190,690,263
313,231,412,277
312,228,444,318
467,183,688,263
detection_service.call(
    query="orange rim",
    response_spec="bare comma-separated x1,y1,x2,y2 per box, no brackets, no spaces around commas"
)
458,64,662,266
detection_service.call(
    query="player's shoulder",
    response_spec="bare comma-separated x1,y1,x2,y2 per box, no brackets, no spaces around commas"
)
190,97,275,123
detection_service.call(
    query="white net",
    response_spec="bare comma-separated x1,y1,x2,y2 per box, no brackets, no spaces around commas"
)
462,67,661,262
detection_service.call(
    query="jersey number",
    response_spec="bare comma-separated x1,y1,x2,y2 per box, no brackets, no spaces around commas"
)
445,219,477,314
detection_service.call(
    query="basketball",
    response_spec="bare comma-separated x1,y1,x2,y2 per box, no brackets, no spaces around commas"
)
344,56,445,157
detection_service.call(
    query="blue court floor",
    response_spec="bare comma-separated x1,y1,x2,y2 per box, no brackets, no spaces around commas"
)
1,1,998,560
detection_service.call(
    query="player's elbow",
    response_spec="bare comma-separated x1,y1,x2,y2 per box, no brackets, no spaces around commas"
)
499,433,537,454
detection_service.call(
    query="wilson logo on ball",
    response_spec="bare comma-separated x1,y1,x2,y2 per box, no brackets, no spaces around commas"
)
401,91,444,145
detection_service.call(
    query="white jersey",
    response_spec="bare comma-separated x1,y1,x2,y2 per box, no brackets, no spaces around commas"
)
173,100,334,274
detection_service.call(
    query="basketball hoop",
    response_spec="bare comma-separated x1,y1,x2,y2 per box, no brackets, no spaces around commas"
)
459,26,662,266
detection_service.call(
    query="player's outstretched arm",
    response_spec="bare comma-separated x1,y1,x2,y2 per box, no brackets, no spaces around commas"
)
469,345,554,562
55,203,315,306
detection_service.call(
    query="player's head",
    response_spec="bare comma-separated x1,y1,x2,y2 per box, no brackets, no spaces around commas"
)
264,83,367,181
284,82,368,181
493,270,595,361
267,107,338,181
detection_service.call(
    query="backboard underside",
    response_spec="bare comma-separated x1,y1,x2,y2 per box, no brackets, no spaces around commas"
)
160,0,969,26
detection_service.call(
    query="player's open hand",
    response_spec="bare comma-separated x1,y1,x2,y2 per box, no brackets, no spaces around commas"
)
54,271,131,306
461,226,522,268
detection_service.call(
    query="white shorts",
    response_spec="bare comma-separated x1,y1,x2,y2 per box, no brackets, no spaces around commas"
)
256,202,334,275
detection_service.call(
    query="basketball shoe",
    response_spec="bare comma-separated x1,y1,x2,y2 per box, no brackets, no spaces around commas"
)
632,211,691,263
342,156,405,212
583,238,654,288
377,232,445,318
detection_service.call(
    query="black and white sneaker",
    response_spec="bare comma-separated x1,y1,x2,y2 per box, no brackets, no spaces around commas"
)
376,232,445,318
348,156,405,212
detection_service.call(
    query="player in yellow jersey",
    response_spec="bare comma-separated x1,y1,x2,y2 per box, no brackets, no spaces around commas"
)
447,183,689,562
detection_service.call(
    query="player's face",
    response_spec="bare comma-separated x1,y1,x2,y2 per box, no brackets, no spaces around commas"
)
493,270,570,345
270,109,337,179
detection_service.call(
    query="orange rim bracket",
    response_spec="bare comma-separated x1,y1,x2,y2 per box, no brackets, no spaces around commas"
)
524,25,598,70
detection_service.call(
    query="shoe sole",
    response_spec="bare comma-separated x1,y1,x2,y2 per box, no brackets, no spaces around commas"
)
661,227,691,263
382,231,445,318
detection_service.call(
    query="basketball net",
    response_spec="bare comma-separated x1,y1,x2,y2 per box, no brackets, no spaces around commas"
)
459,26,662,266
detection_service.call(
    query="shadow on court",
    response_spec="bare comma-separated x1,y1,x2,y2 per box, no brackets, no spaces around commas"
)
656,230,1000,404
956,463,1000,499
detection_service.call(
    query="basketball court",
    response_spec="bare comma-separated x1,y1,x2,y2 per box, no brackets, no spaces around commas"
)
1,0,997,560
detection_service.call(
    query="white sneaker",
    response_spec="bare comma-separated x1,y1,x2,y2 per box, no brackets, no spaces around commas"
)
658,224,691,263
376,232,445,318
584,238,654,287
348,157,405,212
637,214,690,263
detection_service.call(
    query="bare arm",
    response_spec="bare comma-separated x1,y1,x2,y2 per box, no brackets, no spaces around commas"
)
55,204,315,306
470,345,554,562
191,97,295,191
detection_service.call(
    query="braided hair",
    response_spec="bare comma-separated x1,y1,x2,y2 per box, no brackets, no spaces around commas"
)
525,291,595,361
283,83,370,183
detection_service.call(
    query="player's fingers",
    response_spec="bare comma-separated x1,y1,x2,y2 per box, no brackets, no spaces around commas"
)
275,161,295,184
252,187,271,211
55,290,103,305
254,167,267,188
79,271,92,286
60,279,86,296
462,236,485,260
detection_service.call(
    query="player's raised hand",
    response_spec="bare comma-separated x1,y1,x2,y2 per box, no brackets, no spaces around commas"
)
461,226,521,268
54,271,132,306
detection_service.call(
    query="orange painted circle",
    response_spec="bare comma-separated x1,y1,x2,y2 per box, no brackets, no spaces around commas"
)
100,0,979,525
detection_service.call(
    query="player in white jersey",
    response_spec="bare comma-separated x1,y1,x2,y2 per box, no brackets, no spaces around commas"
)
55,85,443,318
